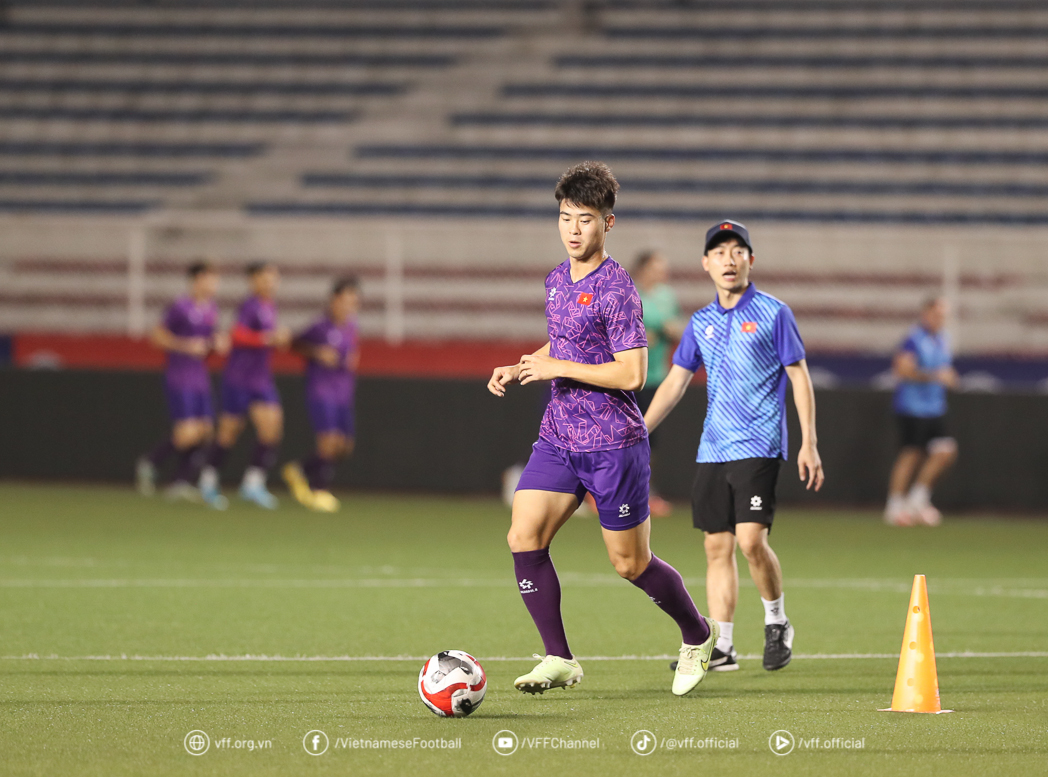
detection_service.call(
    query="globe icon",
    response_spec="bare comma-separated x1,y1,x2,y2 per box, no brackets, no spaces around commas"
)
184,731,210,755
189,735,206,752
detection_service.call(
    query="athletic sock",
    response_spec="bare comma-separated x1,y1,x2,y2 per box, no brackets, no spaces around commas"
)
630,554,710,645
303,454,335,491
250,442,277,473
243,466,267,490
762,594,787,626
148,439,176,467
206,443,229,471
173,445,203,484
908,484,932,509
886,494,908,514
512,548,572,660
716,621,734,653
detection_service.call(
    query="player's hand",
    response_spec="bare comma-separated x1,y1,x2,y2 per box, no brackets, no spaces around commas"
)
937,366,959,389
797,443,824,491
183,337,210,357
315,345,341,368
211,332,231,356
271,326,293,348
488,364,521,397
519,353,562,385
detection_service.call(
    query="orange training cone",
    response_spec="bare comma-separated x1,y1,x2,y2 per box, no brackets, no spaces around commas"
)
879,574,953,714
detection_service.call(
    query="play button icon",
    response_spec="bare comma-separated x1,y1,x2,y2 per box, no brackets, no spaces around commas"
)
768,730,795,756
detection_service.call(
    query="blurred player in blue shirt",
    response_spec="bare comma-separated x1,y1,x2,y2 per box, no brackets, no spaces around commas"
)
645,220,824,673
884,297,958,527
283,277,361,514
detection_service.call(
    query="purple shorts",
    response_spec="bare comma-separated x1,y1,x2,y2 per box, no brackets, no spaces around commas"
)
516,438,651,531
220,380,280,416
308,400,354,436
165,384,213,422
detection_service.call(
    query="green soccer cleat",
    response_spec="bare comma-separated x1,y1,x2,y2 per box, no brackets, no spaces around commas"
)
672,617,720,696
513,654,584,694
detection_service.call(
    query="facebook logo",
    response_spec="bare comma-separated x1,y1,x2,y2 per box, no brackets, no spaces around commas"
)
303,730,329,756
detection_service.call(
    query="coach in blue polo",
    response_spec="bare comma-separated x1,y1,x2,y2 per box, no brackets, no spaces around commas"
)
644,219,824,673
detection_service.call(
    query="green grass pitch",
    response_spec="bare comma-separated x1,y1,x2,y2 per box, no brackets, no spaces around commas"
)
1,483,1047,776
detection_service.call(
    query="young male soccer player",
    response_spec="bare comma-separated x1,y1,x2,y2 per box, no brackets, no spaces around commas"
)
884,296,958,527
137,261,228,500
644,220,824,673
282,278,361,513
198,261,290,509
488,162,717,697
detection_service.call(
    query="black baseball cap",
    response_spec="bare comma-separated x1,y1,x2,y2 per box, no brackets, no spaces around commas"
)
704,219,753,254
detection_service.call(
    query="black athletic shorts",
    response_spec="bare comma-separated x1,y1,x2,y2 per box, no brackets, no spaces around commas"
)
897,414,949,449
691,457,781,534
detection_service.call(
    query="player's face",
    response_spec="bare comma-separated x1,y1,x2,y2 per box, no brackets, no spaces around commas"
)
922,299,948,332
329,290,359,322
192,270,218,299
251,267,280,298
641,254,669,286
559,200,613,261
702,238,754,294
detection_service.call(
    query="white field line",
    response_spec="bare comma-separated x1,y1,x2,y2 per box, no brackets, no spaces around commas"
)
1,576,1047,598
2,652,1047,662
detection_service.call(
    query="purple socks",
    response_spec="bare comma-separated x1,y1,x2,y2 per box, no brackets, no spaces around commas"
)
250,443,277,472
513,548,572,660
303,455,335,491
630,554,710,645
206,443,229,470
148,439,176,467
173,445,204,484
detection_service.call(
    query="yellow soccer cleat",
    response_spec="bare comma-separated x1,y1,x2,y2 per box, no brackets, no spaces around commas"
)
672,617,720,696
513,654,583,694
281,462,313,507
310,490,341,513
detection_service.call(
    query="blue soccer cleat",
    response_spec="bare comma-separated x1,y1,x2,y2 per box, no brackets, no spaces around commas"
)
239,482,278,510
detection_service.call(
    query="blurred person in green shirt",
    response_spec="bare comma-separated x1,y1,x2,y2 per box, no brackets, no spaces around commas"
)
633,250,686,517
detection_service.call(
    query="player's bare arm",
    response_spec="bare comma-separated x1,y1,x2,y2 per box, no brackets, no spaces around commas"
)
643,364,695,433
488,343,550,397
519,346,647,392
785,359,825,491
151,324,209,357
894,351,958,388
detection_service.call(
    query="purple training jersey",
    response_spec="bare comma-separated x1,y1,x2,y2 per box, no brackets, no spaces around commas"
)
297,315,358,405
224,296,277,389
162,296,218,391
538,257,648,452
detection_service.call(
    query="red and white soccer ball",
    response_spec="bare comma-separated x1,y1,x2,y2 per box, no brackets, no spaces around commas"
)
418,650,486,717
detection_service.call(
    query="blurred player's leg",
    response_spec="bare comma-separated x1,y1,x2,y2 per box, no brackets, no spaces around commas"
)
908,437,957,526
136,438,175,496
199,413,241,509
239,401,281,509
886,447,923,526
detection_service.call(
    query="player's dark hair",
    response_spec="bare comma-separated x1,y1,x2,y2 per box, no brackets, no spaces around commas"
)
332,276,360,296
187,260,214,279
554,161,619,215
245,261,271,277
921,295,945,311
704,231,749,255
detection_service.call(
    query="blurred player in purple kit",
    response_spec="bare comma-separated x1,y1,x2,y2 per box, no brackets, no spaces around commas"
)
282,277,361,513
198,261,290,509
488,162,717,697
137,261,228,501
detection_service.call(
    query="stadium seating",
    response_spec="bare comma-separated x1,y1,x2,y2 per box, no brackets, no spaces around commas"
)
2,0,1047,359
